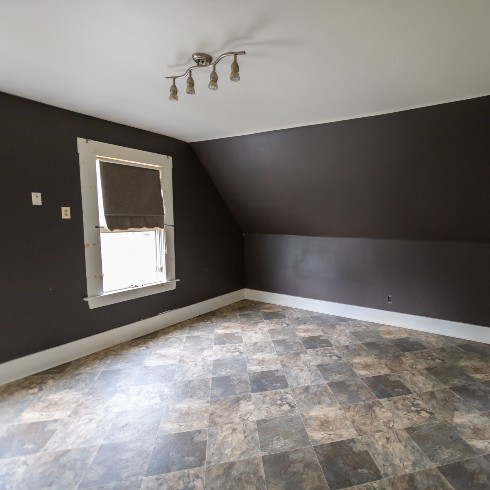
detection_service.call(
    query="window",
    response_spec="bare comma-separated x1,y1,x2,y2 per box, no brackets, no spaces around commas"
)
78,139,176,308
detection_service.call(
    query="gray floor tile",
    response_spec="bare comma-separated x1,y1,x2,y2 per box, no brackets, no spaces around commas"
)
159,400,209,434
406,420,476,464
214,333,243,346
457,341,490,359
141,467,205,489
256,414,309,454
314,438,382,489
290,384,338,411
348,356,391,377
185,335,214,349
249,370,289,393
20,446,97,490
363,374,412,399
361,429,433,478
383,353,420,372
391,338,428,352
207,421,260,465
307,347,343,364
146,429,207,476
438,455,490,490
351,330,384,343
104,405,164,443
418,388,478,424
132,365,177,385
80,441,152,488
252,389,297,420
0,420,57,458
450,411,490,453
316,361,358,383
0,395,39,426
86,477,143,489
425,364,475,386
262,447,328,489
381,468,453,489
405,349,448,368
300,335,333,350
301,405,358,445
362,340,401,357
204,456,267,489
283,365,325,387
380,393,437,429
209,394,255,426
343,400,396,435
395,369,445,393
170,379,211,403
263,312,286,321
272,338,307,354
173,360,213,381
212,357,248,376
328,378,376,405
451,381,490,411
211,374,251,400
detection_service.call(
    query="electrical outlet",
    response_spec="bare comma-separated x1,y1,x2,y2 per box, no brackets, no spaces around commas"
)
61,207,71,219
31,192,42,205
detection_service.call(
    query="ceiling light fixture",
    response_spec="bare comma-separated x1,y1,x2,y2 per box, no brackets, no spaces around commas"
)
186,70,195,95
208,66,218,90
166,51,245,101
230,54,240,82
169,78,178,102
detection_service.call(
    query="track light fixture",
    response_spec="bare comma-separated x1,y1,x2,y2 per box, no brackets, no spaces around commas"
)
208,66,218,90
230,54,240,82
166,51,245,101
186,71,195,95
169,78,178,102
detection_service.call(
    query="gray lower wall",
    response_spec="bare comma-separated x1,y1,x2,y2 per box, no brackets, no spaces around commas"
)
245,234,490,327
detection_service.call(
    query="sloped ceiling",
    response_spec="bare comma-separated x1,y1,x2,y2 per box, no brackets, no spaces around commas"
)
192,96,490,240
0,1,489,142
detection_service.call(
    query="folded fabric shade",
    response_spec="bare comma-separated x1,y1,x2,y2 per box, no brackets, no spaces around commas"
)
99,161,165,231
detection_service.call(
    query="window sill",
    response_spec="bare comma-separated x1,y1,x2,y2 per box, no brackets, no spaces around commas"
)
85,280,177,309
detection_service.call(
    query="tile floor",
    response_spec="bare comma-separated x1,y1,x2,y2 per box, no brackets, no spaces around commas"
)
0,300,489,489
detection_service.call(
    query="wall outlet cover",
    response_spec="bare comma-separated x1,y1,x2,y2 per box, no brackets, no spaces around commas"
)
61,207,71,219
31,192,42,205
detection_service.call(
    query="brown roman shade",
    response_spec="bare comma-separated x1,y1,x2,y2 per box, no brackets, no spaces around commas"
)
99,161,165,231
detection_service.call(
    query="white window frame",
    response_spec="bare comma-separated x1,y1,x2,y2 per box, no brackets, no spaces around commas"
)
77,138,176,309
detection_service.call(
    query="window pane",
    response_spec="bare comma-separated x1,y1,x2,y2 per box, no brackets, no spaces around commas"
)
100,231,159,292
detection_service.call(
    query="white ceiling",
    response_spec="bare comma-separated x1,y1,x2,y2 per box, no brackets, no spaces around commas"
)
1,1,489,142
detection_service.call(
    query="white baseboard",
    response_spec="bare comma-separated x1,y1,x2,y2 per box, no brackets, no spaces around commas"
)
2,287,488,386
245,289,490,345
0,290,245,386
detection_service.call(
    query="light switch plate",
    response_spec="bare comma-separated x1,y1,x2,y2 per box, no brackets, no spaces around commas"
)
32,192,42,205
61,207,71,219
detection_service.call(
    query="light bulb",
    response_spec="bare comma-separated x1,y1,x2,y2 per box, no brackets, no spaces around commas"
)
186,71,195,95
208,67,218,90
169,79,178,101
230,56,240,82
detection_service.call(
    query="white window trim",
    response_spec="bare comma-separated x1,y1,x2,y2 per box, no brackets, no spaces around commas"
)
77,138,176,309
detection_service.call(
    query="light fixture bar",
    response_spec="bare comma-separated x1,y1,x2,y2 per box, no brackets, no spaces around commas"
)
166,50,245,101
165,51,245,81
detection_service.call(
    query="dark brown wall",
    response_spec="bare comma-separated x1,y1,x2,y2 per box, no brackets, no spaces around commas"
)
193,97,490,326
0,92,243,364
245,234,490,327
192,96,490,241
